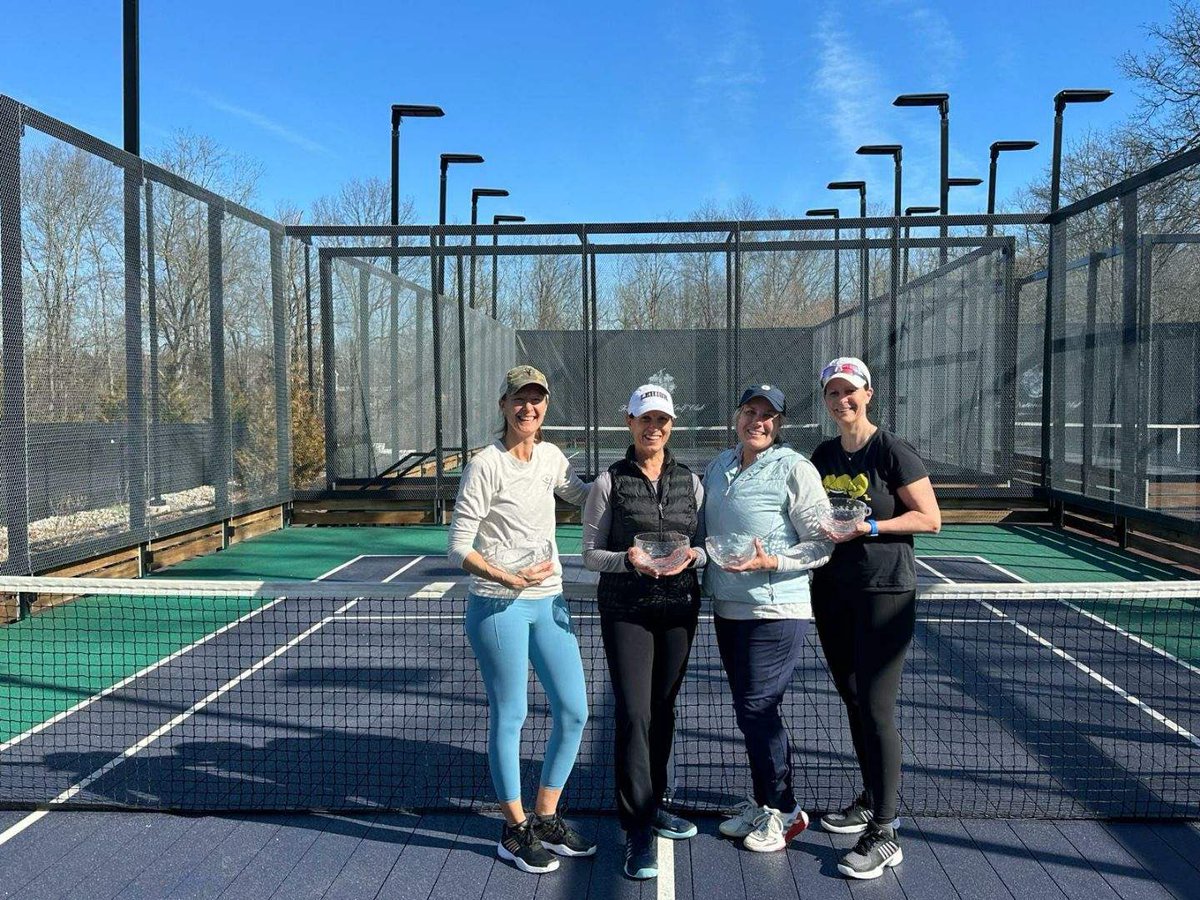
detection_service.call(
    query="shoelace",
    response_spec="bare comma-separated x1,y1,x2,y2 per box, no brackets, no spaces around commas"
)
511,820,539,850
730,798,758,821
852,827,890,856
750,808,781,833
539,814,566,842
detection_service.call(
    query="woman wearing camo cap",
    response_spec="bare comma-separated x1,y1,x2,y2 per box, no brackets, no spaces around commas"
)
448,364,595,874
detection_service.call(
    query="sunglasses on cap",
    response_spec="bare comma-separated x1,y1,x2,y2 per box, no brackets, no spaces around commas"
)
820,361,870,385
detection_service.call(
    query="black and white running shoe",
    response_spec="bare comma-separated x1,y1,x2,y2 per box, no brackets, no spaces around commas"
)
532,811,597,857
821,792,873,834
837,822,903,880
497,818,560,874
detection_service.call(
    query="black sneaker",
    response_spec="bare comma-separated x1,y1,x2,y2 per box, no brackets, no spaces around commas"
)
532,811,597,857
497,818,560,874
821,792,873,834
837,822,902,880
624,826,658,880
653,808,697,840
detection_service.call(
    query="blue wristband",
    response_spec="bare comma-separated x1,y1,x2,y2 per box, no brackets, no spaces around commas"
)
866,518,879,537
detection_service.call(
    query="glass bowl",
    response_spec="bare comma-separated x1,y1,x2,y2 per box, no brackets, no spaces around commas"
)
486,539,554,574
822,498,872,534
633,531,691,573
705,533,757,568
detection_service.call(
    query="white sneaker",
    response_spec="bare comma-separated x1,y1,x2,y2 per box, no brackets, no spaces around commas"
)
743,807,809,853
718,799,763,838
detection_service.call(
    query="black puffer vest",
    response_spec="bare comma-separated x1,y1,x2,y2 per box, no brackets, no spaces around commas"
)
596,446,701,614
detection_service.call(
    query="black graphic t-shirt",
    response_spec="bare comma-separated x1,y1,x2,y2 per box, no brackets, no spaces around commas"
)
810,429,929,592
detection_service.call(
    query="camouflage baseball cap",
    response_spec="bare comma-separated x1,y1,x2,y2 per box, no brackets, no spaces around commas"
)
501,364,550,397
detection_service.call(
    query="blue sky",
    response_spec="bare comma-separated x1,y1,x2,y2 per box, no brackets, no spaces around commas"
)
0,0,1167,225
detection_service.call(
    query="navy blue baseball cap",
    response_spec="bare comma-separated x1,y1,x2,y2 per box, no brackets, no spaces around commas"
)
738,383,786,414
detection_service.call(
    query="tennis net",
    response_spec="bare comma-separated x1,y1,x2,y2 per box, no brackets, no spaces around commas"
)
1,576,1198,818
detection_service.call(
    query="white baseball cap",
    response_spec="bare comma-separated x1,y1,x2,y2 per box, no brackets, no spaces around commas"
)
627,384,676,418
820,357,872,390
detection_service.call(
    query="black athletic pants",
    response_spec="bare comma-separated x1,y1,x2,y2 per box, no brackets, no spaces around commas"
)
812,585,916,823
599,603,698,830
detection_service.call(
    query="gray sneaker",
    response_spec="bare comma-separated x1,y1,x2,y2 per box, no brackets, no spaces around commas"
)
821,793,873,834
837,823,902,880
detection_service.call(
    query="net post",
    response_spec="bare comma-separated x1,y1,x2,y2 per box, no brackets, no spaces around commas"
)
0,96,30,574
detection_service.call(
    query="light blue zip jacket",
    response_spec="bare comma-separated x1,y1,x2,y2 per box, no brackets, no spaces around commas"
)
701,444,833,610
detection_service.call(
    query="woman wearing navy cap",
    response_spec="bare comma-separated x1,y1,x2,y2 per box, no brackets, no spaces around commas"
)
702,384,833,853
810,356,941,880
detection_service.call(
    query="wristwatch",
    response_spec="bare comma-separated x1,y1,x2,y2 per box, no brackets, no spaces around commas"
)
865,518,879,538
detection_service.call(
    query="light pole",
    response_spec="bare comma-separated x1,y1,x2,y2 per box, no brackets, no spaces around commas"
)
902,206,938,284
807,208,841,314
987,140,1038,236
857,145,903,422
390,105,443,465
894,93,949,261
438,153,484,297
1042,89,1112,500
491,214,526,319
470,188,509,310
829,180,868,316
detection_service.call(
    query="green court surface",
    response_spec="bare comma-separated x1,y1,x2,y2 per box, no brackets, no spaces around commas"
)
4,523,1194,746
157,523,1181,584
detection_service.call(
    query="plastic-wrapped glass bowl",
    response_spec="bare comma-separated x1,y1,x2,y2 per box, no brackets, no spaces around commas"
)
486,539,554,574
633,531,690,573
705,533,757,568
822,498,872,534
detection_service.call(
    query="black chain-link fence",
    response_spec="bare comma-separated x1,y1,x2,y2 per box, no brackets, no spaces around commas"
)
2,95,1198,575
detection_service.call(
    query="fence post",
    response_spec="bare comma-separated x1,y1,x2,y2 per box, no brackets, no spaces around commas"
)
319,250,338,489
207,203,230,523
429,233,446,521
270,230,291,501
0,97,29,574
124,163,147,540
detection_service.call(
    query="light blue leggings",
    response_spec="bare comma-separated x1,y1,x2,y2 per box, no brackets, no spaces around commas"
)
465,594,589,804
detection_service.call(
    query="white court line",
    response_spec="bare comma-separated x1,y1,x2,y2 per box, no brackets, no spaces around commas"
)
381,556,427,583
0,598,361,846
658,835,675,900
917,558,950,583
317,554,368,579
0,555,356,753
977,599,1200,750
963,555,1029,584
915,558,952,583
0,556,366,844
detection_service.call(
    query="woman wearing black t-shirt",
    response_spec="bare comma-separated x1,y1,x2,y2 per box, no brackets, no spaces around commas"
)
809,357,941,881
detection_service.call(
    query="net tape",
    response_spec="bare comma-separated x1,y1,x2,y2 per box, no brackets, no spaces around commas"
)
1,576,1198,818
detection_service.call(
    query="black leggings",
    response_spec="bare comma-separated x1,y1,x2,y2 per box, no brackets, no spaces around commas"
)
812,586,916,823
599,605,698,830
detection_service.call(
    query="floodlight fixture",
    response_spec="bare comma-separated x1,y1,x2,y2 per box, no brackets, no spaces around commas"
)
828,181,869,316
987,141,1038,234
437,154,485,295
470,189,510,309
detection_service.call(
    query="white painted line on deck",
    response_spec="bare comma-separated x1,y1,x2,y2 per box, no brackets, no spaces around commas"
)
657,835,675,900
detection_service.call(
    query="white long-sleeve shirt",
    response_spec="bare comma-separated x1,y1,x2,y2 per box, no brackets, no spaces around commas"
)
447,440,589,598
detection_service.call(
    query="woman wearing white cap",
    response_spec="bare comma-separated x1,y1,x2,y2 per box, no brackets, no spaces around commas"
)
702,384,833,853
810,356,941,881
581,383,706,880
448,364,595,874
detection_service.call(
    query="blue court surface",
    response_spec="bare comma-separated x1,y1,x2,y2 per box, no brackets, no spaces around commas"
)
1,552,1199,898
